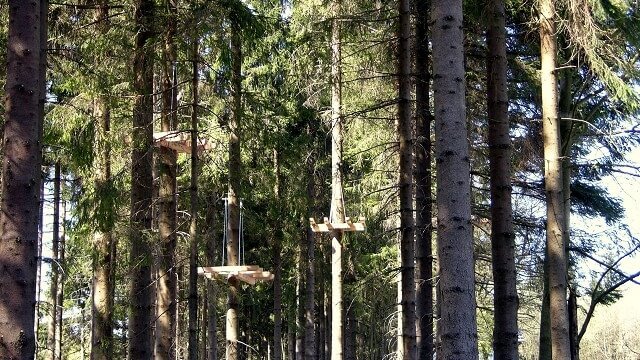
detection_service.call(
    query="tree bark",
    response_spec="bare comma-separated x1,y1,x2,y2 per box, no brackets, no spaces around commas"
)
486,0,519,358
329,0,345,360
127,0,155,357
568,287,579,360
55,201,66,360
90,3,115,358
414,0,433,358
226,17,243,360
538,254,552,360
330,2,345,360
296,243,305,360
205,194,217,360
539,0,571,358
431,0,479,358
188,32,200,360
0,0,43,357
156,0,179,358
397,0,416,358
273,148,284,360
90,5,115,354
304,127,317,360
47,163,61,360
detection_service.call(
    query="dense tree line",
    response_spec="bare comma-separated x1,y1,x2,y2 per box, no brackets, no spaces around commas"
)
0,0,639,359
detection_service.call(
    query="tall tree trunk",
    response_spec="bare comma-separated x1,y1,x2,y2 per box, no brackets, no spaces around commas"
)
200,286,208,360
330,1,344,359
206,197,217,360
156,0,179,358
55,201,66,360
397,0,416,358
0,0,43,358
48,163,61,360
568,287,579,360
128,0,155,357
188,32,200,360
273,148,284,360
304,136,317,360
90,57,115,360
206,211,218,360
486,0,519,359
560,68,577,360
35,172,46,346
414,0,433,358
36,0,49,346
318,264,327,360
296,245,305,360
431,0,479,359
90,4,115,352
226,18,243,360
538,254,552,360
539,0,571,358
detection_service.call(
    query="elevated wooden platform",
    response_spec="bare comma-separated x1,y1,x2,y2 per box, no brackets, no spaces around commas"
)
309,216,366,233
197,265,274,285
154,130,212,154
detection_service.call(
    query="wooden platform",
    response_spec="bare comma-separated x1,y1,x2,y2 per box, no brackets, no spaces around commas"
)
154,131,212,154
309,216,366,233
197,265,274,285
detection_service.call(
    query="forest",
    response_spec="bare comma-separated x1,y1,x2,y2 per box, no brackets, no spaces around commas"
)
0,0,639,359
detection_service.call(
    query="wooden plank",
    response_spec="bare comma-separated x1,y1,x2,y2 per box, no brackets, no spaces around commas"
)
198,265,273,282
154,130,212,154
309,217,366,233
235,273,257,285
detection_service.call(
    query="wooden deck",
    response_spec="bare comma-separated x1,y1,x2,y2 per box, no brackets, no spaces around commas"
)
154,130,212,154
309,216,366,233
197,265,274,285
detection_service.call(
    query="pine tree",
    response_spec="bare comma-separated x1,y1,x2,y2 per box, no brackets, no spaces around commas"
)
226,14,243,360
397,0,416,358
414,0,433,358
127,0,155,357
538,0,571,358
486,0,519,358
0,0,43,358
431,0,479,358
90,3,115,359
156,0,179,358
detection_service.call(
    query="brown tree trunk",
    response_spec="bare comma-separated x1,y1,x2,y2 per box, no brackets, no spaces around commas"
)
538,254,552,360
273,149,284,360
127,0,155,357
397,0,416,358
414,0,433,358
0,0,43,358
431,0,479,358
200,286,208,360
569,287,579,360
156,0,179,358
539,0,571,358
188,32,200,360
330,1,344,359
90,89,116,356
304,136,317,360
35,173,46,346
55,201,66,360
90,4,115,351
486,0,519,358
226,18,243,360
48,163,61,360
206,197,218,360
205,198,217,360
296,244,305,360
